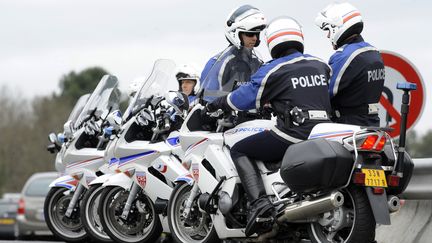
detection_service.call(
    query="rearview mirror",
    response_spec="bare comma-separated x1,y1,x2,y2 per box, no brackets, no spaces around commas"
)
47,133,61,154
48,133,58,144
165,91,189,115
63,120,74,138
106,110,122,127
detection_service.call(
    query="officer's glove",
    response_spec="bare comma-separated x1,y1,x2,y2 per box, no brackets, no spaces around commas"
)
206,95,231,113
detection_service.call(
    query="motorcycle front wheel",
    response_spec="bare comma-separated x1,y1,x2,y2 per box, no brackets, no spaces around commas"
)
44,187,88,242
307,186,376,243
168,182,220,243
99,186,161,243
80,184,112,242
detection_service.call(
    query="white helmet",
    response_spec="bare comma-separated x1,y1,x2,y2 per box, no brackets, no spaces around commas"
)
175,64,200,95
315,2,363,48
225,5,267,48
265,17,304,59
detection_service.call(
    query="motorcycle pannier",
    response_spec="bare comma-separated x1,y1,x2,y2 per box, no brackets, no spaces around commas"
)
280,138,353,193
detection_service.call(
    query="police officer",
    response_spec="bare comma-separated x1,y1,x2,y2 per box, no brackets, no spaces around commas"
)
175,64,200,103
315,2,385,126
207,17,332,236
200,5,266,93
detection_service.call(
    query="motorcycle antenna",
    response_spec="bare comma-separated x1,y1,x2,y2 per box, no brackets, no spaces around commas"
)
395,82,417,177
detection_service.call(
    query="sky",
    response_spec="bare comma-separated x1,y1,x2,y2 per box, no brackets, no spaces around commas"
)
0,0,430,133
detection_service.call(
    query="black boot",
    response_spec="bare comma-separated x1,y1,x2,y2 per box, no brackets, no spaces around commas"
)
231,154,275,237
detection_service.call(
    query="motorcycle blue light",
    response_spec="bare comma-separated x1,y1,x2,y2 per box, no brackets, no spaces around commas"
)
104,126,114,136
58,134,65,144
396,82,417,91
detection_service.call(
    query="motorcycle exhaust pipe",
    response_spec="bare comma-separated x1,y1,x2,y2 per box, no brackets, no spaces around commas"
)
387,195,401,213
277,191,344,223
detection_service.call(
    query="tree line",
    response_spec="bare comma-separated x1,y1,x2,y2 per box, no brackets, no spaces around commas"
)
0,67,108,195
0,67,431,195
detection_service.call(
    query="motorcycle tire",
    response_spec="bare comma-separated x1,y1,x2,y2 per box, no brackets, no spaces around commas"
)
80,184,113,242
98,185,162,243
44,187,88,242
168,182,220,243
307,185,376,243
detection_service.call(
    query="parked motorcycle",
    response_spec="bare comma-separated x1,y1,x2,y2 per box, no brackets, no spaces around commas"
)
167,83,416,243
44,75,120,242
96,59,190,243
79,109,122,243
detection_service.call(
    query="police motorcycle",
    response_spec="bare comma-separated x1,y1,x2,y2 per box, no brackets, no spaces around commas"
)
47,93,90,170
44,75,121,242
77,108,123,243
167,82,415,243
96,59,190,243
79,81,145,242
79,64,176,243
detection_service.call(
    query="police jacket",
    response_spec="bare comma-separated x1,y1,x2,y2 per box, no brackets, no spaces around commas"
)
329,35,385,119
217,51,332,143
200,46,262,92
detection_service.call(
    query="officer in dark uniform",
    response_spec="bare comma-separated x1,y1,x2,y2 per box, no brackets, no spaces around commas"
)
200,5,266,93
207,17,332,236
316,2,385,127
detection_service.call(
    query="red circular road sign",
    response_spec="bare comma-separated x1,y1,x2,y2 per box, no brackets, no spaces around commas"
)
379,50,425,137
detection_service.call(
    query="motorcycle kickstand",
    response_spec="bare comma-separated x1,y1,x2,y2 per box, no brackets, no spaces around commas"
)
182,182,199,219
121,182,140,220
65,183,85,217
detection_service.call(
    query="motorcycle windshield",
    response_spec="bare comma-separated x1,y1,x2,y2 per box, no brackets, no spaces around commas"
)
66,93,90,129
74,75,120,128
198,45,262,101
123,59,177,120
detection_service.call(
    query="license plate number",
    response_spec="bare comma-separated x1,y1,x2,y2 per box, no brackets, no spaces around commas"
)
0,218,15,225
362,169,387,187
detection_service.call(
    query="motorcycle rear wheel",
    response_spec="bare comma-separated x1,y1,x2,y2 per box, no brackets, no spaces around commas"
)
99,186,161,243
168,182,220,243
44,187,88,242
307,186,376,243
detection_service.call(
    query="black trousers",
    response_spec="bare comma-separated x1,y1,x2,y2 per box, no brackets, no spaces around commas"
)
230,130,294,163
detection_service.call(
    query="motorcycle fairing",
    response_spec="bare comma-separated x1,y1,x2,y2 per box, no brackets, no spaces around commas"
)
49,175,78,191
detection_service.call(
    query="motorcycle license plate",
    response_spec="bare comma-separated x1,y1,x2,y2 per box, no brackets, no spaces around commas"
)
362,169,387,187
0,218,15,225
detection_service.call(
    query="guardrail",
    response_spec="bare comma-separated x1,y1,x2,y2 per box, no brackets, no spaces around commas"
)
401,158,432,199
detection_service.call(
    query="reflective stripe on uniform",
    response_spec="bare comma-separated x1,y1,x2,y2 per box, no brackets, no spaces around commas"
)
226,93,240,111
255,56,327,109
218,54,236,90
331,46,377,97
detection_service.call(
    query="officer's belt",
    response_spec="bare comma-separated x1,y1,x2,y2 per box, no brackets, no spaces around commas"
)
276,106,330,127
298,110,330,121
334,103,379,118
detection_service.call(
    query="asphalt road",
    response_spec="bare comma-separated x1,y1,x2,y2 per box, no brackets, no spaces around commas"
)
2,200,431,243
376,200,432,243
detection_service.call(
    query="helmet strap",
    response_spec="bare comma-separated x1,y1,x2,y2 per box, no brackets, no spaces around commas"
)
254,39,260,47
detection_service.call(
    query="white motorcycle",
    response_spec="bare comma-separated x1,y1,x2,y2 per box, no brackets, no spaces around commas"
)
78,108,123,243
44,75,120,242
96,59,190,243
167,83,415,243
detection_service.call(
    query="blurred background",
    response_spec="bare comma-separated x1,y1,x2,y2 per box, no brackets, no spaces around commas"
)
0,0,431,195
